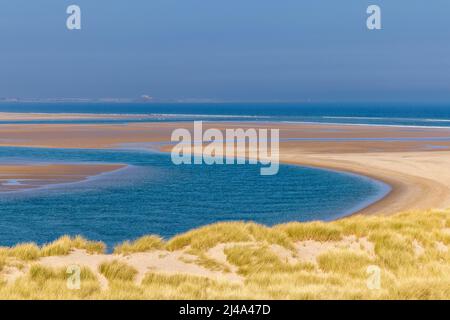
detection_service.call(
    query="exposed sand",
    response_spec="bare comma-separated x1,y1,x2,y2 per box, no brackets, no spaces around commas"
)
0,122,175,148
1,235,375,288
279,150,450,215
0,164,125,192
1,248,244,288
1,121,450,214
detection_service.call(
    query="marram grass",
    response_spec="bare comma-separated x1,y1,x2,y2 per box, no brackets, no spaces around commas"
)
99,260,138,282
0,209,448,299
114,235,164,255
0,235,105,261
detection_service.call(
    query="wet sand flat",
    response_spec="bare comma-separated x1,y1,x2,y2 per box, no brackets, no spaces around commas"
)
0,163,125,192
0,112,164,121
1,121,450,150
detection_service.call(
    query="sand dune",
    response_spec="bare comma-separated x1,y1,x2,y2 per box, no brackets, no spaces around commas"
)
0,210,448,299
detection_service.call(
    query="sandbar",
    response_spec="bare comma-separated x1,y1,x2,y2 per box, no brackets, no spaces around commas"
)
0,163,125,192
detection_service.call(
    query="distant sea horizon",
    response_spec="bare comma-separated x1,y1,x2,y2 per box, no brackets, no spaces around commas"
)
1,102,450,127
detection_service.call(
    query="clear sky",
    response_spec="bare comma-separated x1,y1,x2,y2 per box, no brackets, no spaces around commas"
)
1,0,449,102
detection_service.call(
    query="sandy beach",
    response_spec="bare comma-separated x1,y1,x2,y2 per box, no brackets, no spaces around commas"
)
1,120,450,214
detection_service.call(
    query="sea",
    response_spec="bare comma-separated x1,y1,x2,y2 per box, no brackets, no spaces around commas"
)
1,102,449,248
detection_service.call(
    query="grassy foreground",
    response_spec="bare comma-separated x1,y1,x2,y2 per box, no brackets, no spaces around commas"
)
0,209,449,299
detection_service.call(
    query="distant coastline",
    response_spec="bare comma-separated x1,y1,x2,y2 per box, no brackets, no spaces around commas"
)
2,102,450,128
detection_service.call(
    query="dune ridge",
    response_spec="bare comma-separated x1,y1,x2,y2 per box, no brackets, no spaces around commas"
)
0,209,448,299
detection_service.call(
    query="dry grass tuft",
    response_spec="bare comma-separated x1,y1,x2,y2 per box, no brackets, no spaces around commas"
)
7,243,40,261
166,222,292,251
275,221,343,242
99,260,138,282
40,236,105,256
114,235,164,255
0,236,105,262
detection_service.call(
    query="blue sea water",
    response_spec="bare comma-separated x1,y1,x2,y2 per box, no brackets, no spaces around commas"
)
3,102,448,248
0,146,388,249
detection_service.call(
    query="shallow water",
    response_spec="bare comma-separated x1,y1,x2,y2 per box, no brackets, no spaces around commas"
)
0,147,389,249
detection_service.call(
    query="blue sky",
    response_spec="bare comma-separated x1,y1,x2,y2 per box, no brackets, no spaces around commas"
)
0,0,449,102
